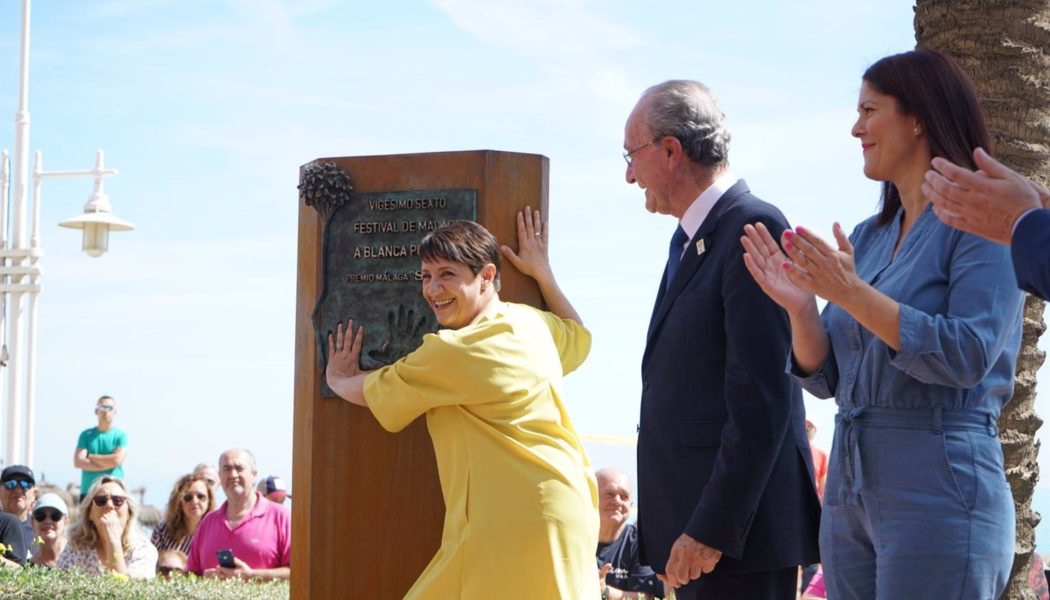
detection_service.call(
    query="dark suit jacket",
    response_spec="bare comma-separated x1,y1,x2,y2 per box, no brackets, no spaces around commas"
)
1012,208,1050,300
637,180,821,576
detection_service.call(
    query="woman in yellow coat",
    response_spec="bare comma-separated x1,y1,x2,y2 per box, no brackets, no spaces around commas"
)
326,209,599,599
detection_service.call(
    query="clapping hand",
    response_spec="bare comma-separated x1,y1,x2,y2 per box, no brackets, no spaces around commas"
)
924,147,1048,244
779,224,861,305
741,222,814,314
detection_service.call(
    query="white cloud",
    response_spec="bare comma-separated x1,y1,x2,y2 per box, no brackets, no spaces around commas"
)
429,0,641,65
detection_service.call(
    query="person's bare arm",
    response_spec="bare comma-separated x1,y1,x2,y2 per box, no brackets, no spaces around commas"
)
783,225,902,351
500,207,583,325
88,446,126,469
73,447,94,470
326,320,371,407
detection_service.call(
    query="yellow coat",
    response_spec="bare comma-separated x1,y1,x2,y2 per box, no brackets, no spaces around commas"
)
364,302,599,599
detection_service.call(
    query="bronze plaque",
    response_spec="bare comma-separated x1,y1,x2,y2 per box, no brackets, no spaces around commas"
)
315,188,477,396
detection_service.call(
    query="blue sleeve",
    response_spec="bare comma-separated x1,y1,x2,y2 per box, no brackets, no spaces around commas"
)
76,429,88,451
1012,209,1050,300
890,233,1024,387
116,430,128,448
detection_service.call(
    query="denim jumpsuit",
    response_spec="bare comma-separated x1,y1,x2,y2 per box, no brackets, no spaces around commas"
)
794,205,1024,600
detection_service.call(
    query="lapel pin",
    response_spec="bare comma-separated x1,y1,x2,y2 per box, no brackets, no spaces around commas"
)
695,239,706,256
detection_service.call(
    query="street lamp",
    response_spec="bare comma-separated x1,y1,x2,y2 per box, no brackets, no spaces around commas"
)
0,0,135,467
52,150,134,258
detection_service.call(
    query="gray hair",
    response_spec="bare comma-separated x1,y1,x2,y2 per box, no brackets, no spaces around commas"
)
640,80,731,167
219,448,258,471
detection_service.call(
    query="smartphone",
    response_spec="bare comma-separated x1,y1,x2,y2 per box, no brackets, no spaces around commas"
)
216,549,236,569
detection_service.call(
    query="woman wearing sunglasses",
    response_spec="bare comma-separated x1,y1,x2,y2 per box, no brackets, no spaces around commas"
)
28,492,68,568
151,473,216,555
57,475,158,578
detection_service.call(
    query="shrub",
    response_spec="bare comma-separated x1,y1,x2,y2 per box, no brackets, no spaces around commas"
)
0,566,289,599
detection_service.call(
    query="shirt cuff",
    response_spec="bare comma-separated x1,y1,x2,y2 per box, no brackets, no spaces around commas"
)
1012,208,1039,238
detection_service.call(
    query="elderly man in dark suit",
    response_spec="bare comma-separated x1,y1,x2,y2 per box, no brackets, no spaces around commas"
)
624,80,820,600
923,147,1050,300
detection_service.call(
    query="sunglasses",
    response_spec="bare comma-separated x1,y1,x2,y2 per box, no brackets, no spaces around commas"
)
92,494,127,508
182,492,207,502
157,565,182,575
95,405,115,412
33,509,63,522
2,480,33,491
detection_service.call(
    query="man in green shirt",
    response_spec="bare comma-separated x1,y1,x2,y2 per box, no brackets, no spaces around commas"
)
72,395,128,497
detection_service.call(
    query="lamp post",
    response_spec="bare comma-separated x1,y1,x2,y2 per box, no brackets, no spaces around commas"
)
0,0,135,467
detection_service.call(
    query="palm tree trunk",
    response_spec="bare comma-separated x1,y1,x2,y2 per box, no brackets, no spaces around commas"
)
915,2,1049,599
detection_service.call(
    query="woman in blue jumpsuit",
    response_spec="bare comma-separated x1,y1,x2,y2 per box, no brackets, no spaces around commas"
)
741,50,1024,599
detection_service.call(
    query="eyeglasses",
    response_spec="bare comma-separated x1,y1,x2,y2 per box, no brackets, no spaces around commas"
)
157,565,182,575
623,138,659,165
92,494,127,508
182,492,207,502
33,509,63,522
2,480,33,491
95,404,114,411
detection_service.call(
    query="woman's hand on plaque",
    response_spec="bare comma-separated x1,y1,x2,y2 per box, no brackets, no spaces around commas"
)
326,319,365,384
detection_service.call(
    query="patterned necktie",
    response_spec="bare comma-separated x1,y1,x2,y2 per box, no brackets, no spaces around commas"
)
666,225,689,287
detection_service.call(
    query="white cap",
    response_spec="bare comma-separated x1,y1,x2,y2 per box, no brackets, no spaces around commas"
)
35,492,69,515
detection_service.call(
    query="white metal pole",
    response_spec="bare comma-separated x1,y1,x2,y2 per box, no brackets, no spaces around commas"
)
30,151,41,249
0,150,8,467
22,150,42,467
4,292,23,466
23,281,36,467
1,149,9,249
4,0,34,466
12,0,30,249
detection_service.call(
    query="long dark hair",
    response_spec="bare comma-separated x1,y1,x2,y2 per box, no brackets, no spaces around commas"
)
863,49,990,225
162,473,217,542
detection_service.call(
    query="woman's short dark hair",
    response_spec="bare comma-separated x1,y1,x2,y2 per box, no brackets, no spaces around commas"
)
863,49,990,225
420,221,501,291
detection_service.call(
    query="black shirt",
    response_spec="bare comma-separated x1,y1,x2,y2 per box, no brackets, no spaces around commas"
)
596,523,664,597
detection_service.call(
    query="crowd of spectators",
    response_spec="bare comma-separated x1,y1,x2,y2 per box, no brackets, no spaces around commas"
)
0,394,292,586
0,451,290,584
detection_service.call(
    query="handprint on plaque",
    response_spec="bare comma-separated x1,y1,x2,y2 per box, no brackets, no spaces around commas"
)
368,304,431,366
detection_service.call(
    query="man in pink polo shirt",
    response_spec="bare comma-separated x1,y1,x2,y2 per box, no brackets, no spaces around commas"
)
186,448,290,581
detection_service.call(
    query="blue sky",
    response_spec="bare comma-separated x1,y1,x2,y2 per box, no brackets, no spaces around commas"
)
2,0,1048,544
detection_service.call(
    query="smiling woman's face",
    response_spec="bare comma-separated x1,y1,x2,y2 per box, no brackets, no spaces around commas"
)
420,258,492,330
851,80,927,186
32,508,66,541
